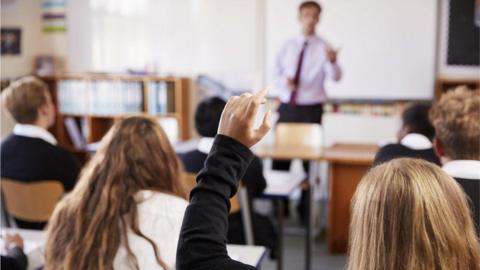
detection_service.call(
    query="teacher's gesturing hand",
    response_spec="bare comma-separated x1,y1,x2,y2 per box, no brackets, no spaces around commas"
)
218,88,271,148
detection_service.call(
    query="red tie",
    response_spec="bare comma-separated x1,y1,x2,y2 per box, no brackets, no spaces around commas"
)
289,41,308,105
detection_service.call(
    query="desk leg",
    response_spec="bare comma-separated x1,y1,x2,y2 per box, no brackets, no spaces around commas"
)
305,160,318,270
328,163,369,253
276,200,284,270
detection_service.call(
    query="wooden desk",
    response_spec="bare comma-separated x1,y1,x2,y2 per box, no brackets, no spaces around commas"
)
323,143,378,254
253,144,323,270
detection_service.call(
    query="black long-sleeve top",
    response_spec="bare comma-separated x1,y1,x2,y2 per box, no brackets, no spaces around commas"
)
176,135,257,270
1,247,28,270
179,149,266,195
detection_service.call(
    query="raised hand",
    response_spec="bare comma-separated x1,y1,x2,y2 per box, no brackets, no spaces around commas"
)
217,88,271,148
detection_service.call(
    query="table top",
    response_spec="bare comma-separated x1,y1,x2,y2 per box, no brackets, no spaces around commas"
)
253,143,378,164
2,228,267,268
322,143,378,165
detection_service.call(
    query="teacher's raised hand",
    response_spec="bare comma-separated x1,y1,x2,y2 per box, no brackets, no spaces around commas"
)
218,88,271,148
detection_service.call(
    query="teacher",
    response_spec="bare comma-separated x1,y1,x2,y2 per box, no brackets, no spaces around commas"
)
273,0,341,124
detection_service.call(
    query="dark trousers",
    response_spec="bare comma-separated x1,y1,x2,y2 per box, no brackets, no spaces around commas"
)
273,103,323,223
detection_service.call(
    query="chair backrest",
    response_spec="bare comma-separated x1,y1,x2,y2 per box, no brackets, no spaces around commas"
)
1,178,64,222
181,173,240,214
275,123,323,148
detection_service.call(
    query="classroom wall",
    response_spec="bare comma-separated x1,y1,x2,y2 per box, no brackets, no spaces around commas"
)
66,0,260,90
1,0,68,79
1,0,43,78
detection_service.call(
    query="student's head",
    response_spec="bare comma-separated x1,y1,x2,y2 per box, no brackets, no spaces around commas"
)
397,103,435,141
45,116,186,270
1,76,55,128
430,86,480,162
348,158,480,270
195,96,226,137
298,1,322,36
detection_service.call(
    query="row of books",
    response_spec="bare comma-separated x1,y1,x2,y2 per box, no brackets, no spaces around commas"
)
57,80,144,115
148,81,176,114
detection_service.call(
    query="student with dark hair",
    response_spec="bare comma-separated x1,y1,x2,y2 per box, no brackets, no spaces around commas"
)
373,103,440,166
177,89,272,270
179,96,276,254
0,76,80,229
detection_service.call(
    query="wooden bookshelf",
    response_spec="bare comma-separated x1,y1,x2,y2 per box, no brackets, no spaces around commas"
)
39,74,191,155
435,76,480,99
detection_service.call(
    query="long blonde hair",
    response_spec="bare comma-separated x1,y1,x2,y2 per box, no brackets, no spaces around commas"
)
348,158,480,270
45,116,186,270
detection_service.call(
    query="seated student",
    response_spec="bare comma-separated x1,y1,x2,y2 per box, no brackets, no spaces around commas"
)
177,89,277,269
1,76,80,229
373,103,440,166
45,116,188,269
1,234,28,270
348,158,480,270
179,97,276,254
430,86,480,231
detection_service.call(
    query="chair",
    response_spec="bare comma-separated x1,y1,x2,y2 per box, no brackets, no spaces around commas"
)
275,123,323,148
181,173,254,244
258,123,323,270
1,178,64,224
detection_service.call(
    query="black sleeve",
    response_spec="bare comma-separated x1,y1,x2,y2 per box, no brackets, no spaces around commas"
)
1,247,28,270
57,149,80,192
242,156,267,195
176,135,257,270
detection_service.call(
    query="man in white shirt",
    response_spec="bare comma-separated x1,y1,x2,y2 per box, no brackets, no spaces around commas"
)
273,0,341,124
272,1,342,222
430,86,480,232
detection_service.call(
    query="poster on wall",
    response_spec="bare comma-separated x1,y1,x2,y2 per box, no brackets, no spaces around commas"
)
42,0,67,33
1,28,21,55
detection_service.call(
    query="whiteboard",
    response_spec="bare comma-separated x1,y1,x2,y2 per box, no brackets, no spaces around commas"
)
265,0,438,100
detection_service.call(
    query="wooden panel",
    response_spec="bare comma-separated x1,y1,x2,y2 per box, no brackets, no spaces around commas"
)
328,163,370,253
322,144,378,165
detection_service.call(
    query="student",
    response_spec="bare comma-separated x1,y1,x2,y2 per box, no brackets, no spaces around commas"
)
430,87,480,230
177,89,275,269
348,158,480,270
1,76,80,229
45,116,188,269
180,97,266,195
1,233,28,270
179,96,276,254
373,103,440,166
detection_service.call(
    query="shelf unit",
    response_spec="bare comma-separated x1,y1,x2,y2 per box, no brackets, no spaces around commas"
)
39,74,191,161
435,76,480,99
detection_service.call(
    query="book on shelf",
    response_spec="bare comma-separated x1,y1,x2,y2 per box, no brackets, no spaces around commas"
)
64,117,87,149
148,81,175,114
57,80,143,115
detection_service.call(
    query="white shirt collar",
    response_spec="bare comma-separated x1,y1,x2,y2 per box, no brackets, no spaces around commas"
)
197,137,214,154
442,160,480,180
400,133,432,150
13,124,57,145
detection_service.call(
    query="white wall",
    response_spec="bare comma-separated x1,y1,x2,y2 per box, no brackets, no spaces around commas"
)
1,0,68,79
1,0,43,78
66,0,259,90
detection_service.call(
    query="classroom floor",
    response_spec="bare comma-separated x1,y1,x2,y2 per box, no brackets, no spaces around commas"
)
260,233,347,270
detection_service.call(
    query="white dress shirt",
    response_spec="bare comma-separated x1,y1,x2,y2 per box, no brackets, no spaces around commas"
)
400,133,432,150
114,190,188,269
273,35,342,105
13,124,57,145
443,160,480,180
